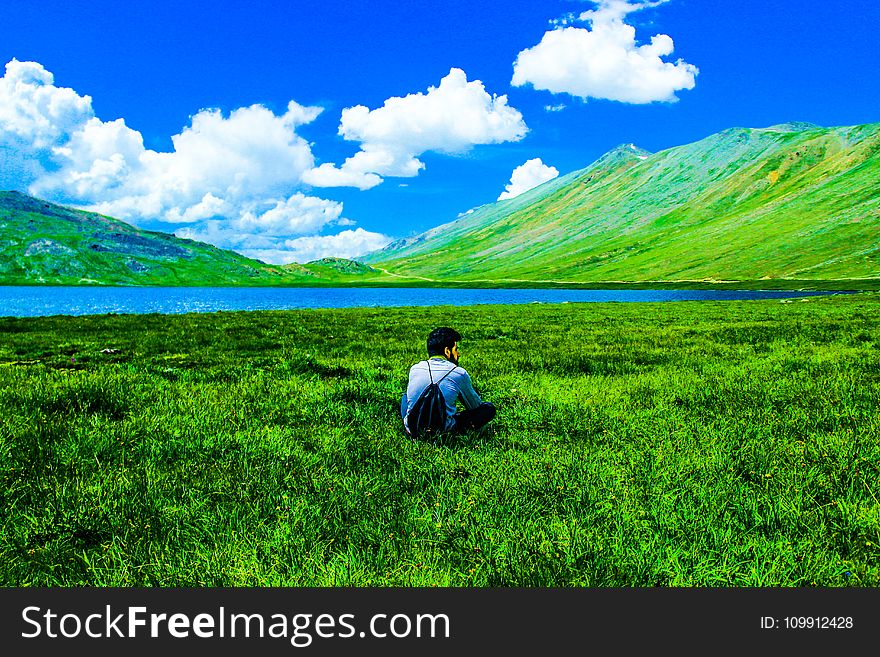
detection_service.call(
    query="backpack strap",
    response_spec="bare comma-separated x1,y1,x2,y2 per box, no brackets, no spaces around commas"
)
427,359,457,385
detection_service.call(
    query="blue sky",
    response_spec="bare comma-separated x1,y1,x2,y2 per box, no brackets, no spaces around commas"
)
2,0,878,263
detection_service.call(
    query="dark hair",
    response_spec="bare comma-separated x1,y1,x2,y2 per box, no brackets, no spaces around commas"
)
427,327,461,356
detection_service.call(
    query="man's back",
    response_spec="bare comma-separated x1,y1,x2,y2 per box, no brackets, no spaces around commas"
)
400,327,496,436
404,358,481,432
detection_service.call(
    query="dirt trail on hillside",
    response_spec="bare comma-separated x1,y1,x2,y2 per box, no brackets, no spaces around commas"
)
373,267,437,282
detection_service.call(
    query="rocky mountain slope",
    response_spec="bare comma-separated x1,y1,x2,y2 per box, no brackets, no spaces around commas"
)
0,192,376,286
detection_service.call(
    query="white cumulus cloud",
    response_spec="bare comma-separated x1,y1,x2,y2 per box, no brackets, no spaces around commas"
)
0,59,95,189
236,193,345,236
58,101,326,223
511,0,698,104
303,162,383,190
303,68,528,189
0,58,385,264
173,196,391,264
271,228,393,264
188,227,392,265
498,158,559,200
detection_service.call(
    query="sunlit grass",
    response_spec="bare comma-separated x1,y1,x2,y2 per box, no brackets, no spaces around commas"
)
1,294,878,585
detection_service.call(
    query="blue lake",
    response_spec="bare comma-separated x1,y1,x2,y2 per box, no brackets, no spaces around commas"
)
0,286,853,318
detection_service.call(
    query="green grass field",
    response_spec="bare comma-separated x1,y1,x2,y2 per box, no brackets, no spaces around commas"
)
1,293,878,586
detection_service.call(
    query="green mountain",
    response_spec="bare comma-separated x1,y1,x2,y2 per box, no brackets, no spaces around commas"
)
365,122,880,285
0,191,380,286
299,257,377,276
5,121,879,288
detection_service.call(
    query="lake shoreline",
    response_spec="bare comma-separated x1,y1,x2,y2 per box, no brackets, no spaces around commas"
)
0,285,862,318
1,278,878,291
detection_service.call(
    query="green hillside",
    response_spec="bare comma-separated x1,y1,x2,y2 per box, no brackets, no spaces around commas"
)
365,122,880,285
0,192,383,286
5,121,879,288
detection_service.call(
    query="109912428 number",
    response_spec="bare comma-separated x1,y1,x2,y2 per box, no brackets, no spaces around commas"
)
783,616,853,629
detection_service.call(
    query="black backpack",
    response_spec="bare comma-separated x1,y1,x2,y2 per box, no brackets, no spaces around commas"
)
405,361,456,438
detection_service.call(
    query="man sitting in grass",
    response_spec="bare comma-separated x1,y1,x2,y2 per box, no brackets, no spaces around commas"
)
401,327,496,437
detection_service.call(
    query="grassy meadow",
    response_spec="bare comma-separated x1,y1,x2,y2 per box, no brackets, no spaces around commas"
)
1,293,878,586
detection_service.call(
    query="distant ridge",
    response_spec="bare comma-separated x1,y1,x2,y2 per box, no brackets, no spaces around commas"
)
0,192,370,286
